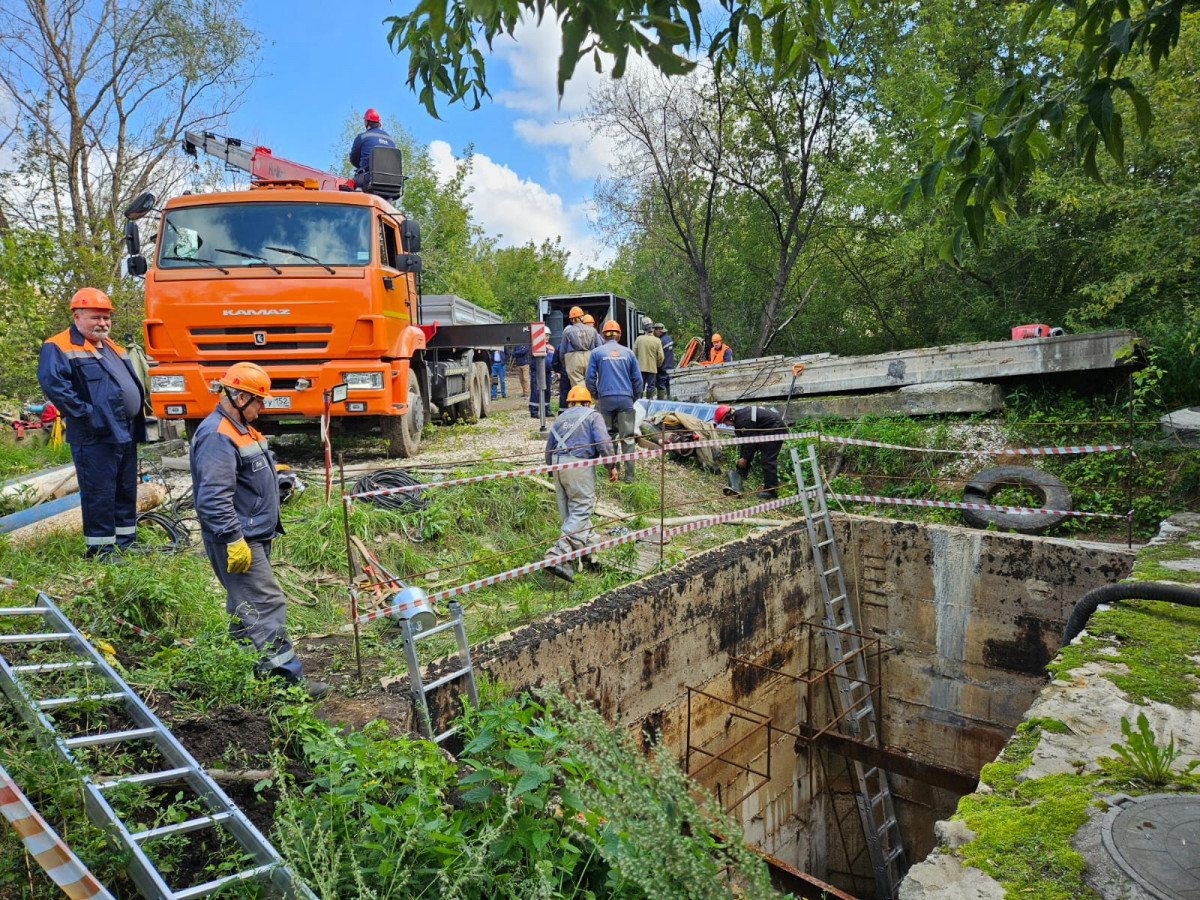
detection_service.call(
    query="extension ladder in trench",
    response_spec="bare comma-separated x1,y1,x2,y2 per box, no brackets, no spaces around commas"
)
398,599,479,744
0,591,315,900
792,443,908,900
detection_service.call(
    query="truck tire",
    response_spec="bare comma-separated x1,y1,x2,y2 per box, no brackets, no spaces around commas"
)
473,361,491,418
385,385,424,458
961,465,1072,534
467,362,484,420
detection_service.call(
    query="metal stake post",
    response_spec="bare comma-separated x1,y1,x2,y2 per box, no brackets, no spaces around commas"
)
339,452,363,679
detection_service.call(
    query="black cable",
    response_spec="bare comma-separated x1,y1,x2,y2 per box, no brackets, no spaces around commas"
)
351,468,430,512
134,510,194,552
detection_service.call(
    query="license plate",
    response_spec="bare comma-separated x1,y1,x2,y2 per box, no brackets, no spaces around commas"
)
262,396,291,409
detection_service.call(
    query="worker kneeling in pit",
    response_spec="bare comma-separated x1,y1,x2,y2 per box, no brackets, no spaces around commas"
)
543,386,618,583
191,363,328,699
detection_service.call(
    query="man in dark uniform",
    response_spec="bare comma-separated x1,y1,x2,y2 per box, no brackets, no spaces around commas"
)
37,288,146,562
713,404,788,499
191,362,327,698
349,108,396,190
654,322,674,400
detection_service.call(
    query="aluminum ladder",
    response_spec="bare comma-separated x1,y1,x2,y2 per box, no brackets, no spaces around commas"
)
792,444,907,899
399,599,479,743
0,591,315,900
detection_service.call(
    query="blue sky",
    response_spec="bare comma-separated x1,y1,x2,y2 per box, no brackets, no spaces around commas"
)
227,2,619,270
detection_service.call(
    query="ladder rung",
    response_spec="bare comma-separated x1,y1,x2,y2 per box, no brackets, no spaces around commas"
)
822,567,840,577
13,660,95,673
885,845,905,863
816,538,835,548
36,691,125,710
835,621,855,633
0,632,71,644
65,727,157,749
97,766,192,789
877,816,897,833
173,863,279,900
409,619,458,641
132,811,232,843
423,666,471,693
0,607,47,616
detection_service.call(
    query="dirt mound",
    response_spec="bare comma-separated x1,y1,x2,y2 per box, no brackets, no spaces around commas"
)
173,704,272,766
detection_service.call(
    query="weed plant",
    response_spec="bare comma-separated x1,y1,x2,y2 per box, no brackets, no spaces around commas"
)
1102,713,1199,786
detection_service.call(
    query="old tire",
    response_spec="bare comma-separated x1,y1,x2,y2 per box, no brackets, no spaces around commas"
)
385,386,424,458
474,361,492,418
961,465,1072,534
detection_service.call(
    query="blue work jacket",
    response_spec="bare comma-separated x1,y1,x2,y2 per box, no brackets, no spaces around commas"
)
349,127,397,175
190,405,282,545
585,339,643,401
37,324,147,446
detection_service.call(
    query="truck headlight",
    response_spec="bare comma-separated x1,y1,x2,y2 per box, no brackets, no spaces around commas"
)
150,374,186,393
343,372,383,390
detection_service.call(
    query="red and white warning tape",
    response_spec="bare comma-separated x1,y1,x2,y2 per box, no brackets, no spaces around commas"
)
818,435,1127,456
0,764,115,900
829,492,1132,520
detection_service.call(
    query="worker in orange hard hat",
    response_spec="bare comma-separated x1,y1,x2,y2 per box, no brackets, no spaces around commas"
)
37,288,146,564
542,385,618,582
190,362,328,700
557,304,601,389
585,319,643,482
349,108,397,191
713,403,788,499
702,333,733,365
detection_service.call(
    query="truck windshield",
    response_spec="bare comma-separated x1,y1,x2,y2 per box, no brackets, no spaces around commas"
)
158,202,372,269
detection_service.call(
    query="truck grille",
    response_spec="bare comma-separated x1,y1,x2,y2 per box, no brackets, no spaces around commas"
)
189,325,332,353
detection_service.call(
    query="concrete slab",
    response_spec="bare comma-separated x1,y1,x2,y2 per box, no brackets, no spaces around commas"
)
671,330,1139,403
771,381,1003,422
1160,406,1200,447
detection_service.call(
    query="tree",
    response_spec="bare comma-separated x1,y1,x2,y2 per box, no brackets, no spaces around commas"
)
487,239,573,321
384,0,1197,257
0,0,262,291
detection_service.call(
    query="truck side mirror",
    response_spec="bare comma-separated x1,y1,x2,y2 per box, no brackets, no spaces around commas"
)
124,191,156,220
127,256,148,277
397,253,422,273
402,219,421,253
124,221,141,255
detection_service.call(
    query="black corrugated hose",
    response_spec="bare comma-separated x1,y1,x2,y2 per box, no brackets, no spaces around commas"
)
1061,582,1200,647
351,468,430,512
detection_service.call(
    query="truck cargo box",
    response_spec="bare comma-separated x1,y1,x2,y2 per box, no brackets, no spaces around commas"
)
419,294,502,326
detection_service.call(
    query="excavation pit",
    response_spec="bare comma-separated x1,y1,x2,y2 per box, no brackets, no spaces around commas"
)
431,513,1135,898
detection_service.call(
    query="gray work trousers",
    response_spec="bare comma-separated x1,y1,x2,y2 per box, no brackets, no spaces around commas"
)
546,463,597,558
204,539,303,683
602,407,638,481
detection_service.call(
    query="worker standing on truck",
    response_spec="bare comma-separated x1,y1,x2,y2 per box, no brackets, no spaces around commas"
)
713,404,788,499
702,333,733,365
654,323,674,400
559,306,600,388
349,108,396,190
586,320,643,483
37,288,146,563
634,322,665,399
191,362,328,699
542,386,618,583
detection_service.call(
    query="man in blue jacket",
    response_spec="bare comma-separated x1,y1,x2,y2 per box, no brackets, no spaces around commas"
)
190,362,326,698
543,386,617,582
349,108,396,190
586,320,643,483
37,288,146,562
511,343,532,398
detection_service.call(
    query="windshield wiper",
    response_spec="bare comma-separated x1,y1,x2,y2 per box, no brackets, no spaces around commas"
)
161,255,230,274
264,245,336,274
214,248,283,274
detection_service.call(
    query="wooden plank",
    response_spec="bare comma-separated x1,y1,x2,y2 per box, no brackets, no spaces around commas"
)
670,330,1139,403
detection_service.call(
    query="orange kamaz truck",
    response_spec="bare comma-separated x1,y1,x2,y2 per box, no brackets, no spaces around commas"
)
125,132,531,456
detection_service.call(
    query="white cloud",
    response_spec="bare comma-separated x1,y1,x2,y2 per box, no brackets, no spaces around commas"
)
429,140,608,271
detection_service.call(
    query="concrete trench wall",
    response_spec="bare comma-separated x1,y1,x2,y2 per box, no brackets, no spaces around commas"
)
436,515,1134,894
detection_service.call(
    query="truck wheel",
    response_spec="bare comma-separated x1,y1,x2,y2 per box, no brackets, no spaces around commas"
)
473,362,491,418
961,465,1072,534
467,363,484,420
386,386,424,458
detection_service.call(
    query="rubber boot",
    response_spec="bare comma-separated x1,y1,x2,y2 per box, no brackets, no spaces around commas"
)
724,469,745,496
623,461,636,484
657,389,667,400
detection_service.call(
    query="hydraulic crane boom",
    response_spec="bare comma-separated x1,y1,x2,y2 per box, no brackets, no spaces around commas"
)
182,130,353,192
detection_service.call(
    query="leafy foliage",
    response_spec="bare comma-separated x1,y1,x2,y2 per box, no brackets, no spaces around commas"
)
1106,712,1198,785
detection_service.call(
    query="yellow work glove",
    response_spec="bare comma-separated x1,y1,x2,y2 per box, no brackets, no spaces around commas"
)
226,538,252,574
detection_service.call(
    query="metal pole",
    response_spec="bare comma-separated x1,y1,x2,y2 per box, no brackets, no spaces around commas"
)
339,452,363,680
659,438,666,568
1127,373,1134,549
537,356,548,432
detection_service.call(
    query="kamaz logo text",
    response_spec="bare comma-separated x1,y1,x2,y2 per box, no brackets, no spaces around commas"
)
223,309,290,316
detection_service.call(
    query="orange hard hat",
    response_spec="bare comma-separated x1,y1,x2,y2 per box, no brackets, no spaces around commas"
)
713,405,732,424
70,287,114,311
568,306,584,320
566,385,592,405
582,314,595,325
364,108,381,124
712,333,723,344
220,362,273,399
602,320,621,336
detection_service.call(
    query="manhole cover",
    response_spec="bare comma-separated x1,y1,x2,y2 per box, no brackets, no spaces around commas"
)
1102,793,1200,899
